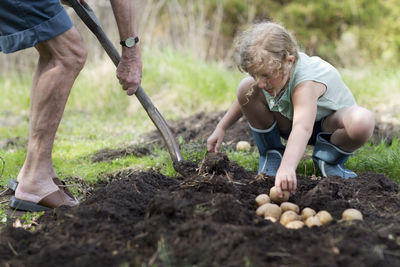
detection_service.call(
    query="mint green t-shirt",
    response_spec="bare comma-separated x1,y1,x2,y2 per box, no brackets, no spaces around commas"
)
263,52,356,121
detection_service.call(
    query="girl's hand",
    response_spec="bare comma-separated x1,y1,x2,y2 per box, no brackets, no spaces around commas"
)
207,127,225,152
274,167,297,197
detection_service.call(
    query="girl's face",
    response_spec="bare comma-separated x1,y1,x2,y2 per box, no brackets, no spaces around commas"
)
256,56,295,97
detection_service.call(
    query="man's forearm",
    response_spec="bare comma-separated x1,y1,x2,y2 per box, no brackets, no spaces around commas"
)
107,0,142,95
110,0,137,50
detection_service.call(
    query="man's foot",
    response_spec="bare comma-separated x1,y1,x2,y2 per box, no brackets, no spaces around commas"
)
8,177,79,204
8,177,79,211
49,177,79,205
9,188,77,211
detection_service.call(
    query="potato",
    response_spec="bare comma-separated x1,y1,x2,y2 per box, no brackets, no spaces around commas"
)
280,202,299,214
264,216,277,223
280,210,300,226
269,186,290,204
255,194,270,207
256,203,270,216
301,208,316,221
305,216,322,228
316,210,333,225
342,209,363,221
285,220,305,229
262,203,282,220
236,141,251,152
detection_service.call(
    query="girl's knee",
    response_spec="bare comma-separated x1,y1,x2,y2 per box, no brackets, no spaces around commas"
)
347,107,375,140
237,77,256,105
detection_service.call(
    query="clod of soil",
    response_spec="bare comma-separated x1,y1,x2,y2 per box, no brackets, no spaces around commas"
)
198,152,230,175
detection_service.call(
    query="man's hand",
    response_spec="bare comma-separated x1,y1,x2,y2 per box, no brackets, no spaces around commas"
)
117,47,142,95
274,167,297,197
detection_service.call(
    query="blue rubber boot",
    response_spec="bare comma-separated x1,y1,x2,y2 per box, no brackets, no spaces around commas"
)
250,121,285,176
312,132,357,179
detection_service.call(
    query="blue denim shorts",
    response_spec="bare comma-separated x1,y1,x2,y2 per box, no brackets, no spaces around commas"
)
0,0,73,53
281,120,324,146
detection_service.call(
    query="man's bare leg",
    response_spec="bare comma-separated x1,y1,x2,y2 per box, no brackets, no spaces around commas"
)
15,27,87,204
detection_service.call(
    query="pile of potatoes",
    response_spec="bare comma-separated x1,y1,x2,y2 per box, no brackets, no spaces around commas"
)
255,186,363,229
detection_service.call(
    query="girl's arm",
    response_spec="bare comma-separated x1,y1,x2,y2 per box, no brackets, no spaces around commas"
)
207,98,243,152
207,77,255,152
274,81,326,196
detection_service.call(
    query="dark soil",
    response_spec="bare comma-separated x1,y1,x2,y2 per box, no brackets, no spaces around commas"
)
1,112,400,267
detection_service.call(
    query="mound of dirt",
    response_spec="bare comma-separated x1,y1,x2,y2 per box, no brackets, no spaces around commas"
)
1,152,399,266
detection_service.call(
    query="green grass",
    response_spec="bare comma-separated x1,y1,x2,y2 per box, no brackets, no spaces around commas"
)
349,139,400,183
0,47,399,201
341,66,400,110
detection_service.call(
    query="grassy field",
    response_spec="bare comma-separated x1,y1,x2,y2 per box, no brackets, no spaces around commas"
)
1,47,400,224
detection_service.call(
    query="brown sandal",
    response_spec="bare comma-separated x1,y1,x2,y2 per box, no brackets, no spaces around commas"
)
7,177,79,211
8,177,79,205
52,177,79,205
9,188,78,212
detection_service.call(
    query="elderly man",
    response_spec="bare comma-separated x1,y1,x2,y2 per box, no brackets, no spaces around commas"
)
0,0,142,211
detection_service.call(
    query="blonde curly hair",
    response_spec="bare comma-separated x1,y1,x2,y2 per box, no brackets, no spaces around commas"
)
234,21,299,84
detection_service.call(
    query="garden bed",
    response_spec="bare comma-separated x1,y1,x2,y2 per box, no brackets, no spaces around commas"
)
0,112,399,266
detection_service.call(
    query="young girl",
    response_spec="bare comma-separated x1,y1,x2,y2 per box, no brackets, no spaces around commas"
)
207,22,375,197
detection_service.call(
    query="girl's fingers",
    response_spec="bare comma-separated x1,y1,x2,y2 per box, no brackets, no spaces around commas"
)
281,179,287,191
275,185,283,198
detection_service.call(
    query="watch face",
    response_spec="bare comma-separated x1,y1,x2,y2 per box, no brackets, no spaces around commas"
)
125,37,136,47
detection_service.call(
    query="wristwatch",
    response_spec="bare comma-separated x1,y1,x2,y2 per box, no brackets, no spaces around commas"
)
120,36,139,48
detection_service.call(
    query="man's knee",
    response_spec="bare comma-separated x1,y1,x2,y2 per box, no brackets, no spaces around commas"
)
37,27,87,73
61,27,87,72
